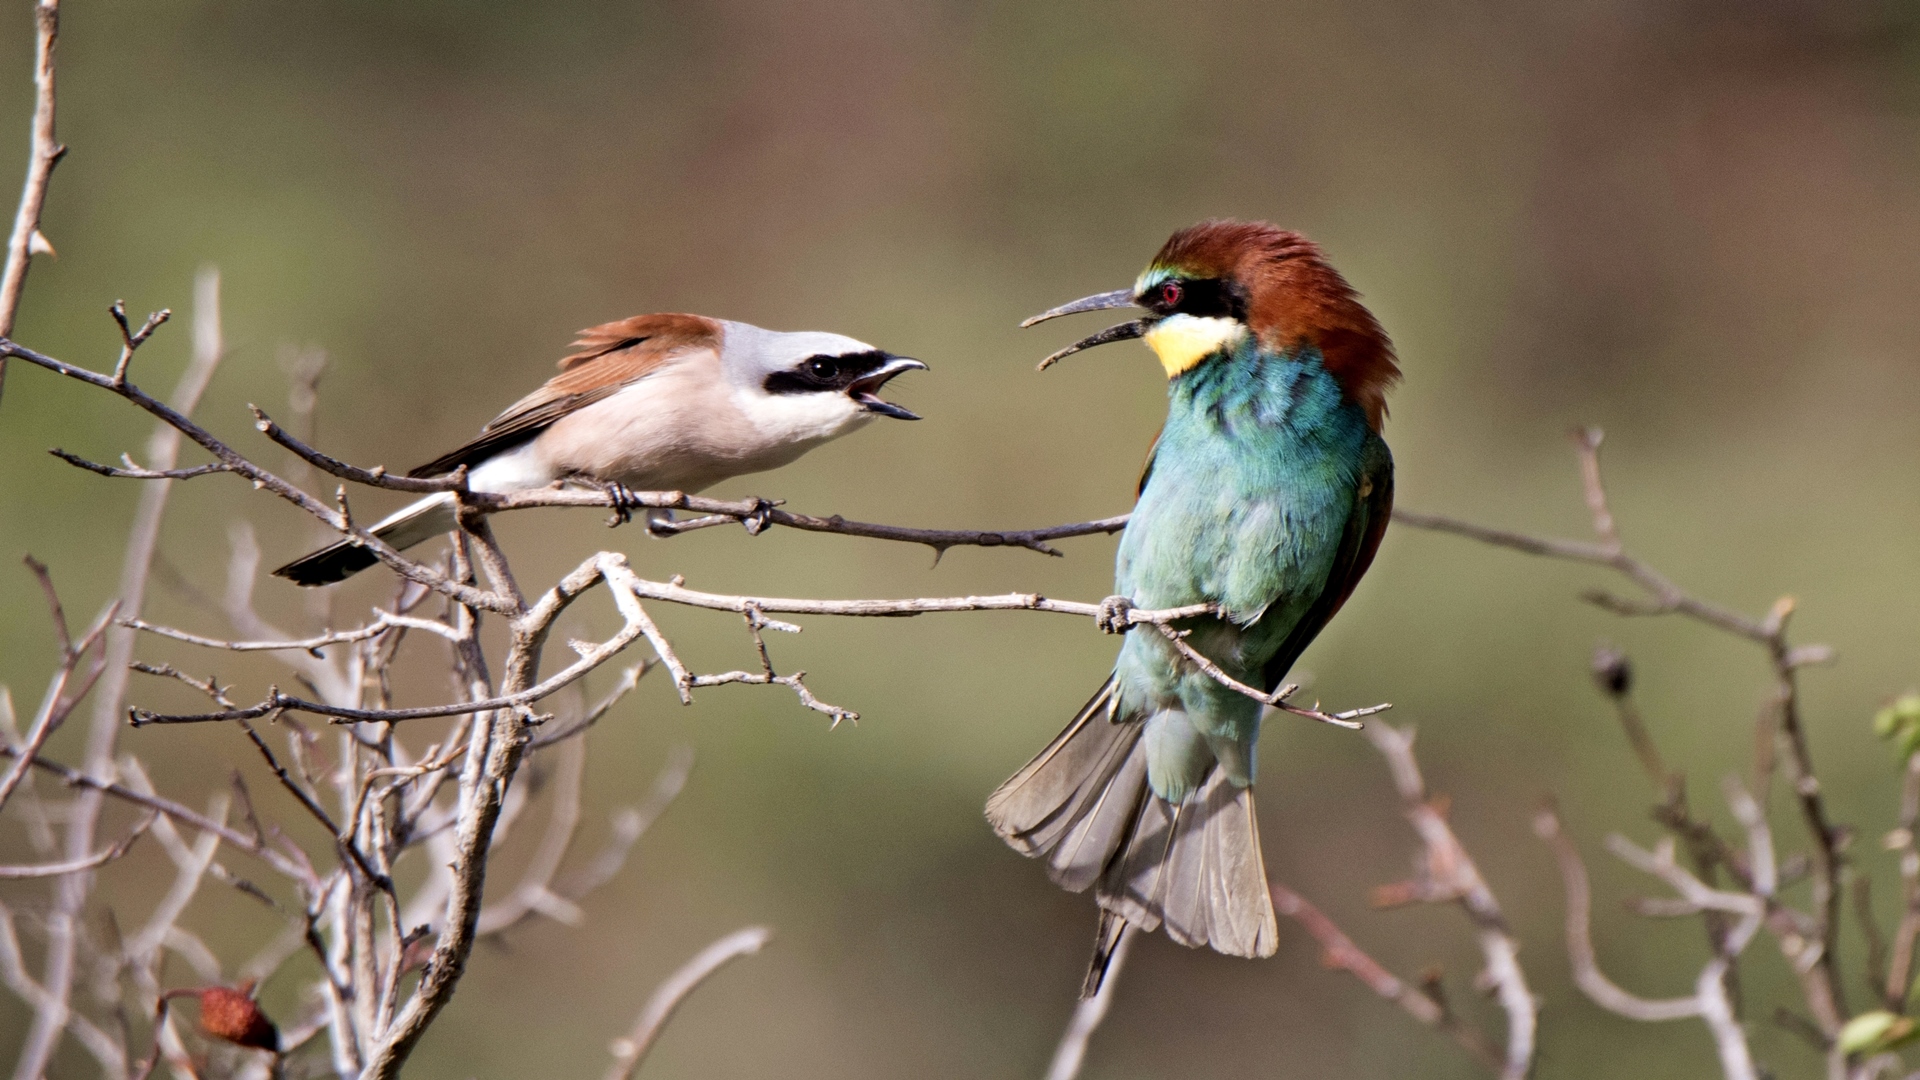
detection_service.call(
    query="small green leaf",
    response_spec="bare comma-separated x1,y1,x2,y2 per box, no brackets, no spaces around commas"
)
1842,1010,1918,1054
1874,693,1920,762
1841,1011,1901,1054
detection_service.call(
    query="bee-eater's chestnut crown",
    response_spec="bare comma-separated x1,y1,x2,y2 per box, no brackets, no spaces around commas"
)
1024,218,1400,431
1145,220,1398,429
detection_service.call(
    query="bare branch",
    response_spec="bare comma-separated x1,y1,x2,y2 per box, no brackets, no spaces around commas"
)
1270,882,1505,1075
0,592,117,814
0,0,64,400
475,736,587,936
680,610,860,725
0,812,152,878
1535,796,1764,1080
559,745,693,899
0,746,307,882
602,926,772,1080
1363,723,1535,1079
47,448,234,480
2,337,516,615
0,906,128,1076
527,662,652,749
1392,428,1847,1033
1150,624,1387,729
255,401,1128,556
1887,751,1920,1008
12,277,225,1080
1045,923,1134,1080
129,562,1221,727
1535,806,1703,1021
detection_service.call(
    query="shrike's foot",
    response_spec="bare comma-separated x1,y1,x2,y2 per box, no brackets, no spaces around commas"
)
602,482,642,527
740,497,776,536
644,509,678,537
1096,595,1135,634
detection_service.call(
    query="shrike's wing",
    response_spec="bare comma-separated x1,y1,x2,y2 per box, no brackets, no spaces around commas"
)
408,314,720,478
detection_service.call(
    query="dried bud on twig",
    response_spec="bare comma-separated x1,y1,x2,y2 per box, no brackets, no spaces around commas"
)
1591,645,1632,699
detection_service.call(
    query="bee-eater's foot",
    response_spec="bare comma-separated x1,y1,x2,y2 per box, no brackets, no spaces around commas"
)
1096,595,1135,634
740,497,776,536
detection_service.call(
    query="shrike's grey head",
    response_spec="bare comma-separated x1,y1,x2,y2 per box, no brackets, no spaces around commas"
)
719,321,927,424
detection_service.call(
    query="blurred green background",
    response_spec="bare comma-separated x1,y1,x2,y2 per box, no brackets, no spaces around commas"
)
2,1,1918,1076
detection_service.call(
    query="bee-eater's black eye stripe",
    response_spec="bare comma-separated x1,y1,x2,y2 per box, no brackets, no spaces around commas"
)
1142,278,1246,321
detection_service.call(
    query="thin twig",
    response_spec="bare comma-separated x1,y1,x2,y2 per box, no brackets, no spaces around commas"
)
1886,751,1920,1008
1535,789,1766,1080
602,926,772,1080
0,0,63,400
1535,805,1706,1022
252,405,1130,556
1393,427,1847,1039
0,592,117,814
8,335,514,614
1151,624,1387,729
127,570,1218,726
11,278,224,1080
0,813,153,878
1363,723,1535,1080
558,746,693,900
1045,923,1135,1080
1270,882,1505,1074
527,662,652,749
475,736,586,935
0,746,307,882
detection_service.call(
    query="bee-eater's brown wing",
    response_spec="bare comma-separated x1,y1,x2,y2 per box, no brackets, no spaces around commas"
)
1259,439,1394,694
407,314,720,479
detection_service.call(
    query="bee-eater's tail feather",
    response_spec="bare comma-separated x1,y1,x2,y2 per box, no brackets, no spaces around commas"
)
1096,767,1278,960
1081,908,1131,999
990,682,1277,993
271,493,459,586
985,678,1149,893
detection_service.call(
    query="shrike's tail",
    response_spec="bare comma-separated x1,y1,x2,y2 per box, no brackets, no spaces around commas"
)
271,493,459,586
985,678,1278,998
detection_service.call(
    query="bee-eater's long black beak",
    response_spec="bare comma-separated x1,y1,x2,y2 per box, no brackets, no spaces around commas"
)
1021,288,1147,372
1020,288,1137,328
849,355,928,420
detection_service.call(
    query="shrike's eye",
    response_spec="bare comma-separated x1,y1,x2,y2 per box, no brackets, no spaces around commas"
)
807,358,840,381
1159,281,1184,308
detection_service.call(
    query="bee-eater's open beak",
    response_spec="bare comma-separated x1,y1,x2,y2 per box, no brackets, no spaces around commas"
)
1020,288,1148,371
849,355,928,420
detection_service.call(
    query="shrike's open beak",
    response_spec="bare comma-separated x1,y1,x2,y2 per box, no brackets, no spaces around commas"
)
850,356,927,420
1020,289,1147,371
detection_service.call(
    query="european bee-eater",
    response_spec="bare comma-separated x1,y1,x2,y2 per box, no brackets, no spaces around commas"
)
274,314,925,585
987,220,1398,995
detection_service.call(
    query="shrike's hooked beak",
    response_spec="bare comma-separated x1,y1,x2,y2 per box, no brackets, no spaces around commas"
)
850,355,927,420
1020,289,1148,370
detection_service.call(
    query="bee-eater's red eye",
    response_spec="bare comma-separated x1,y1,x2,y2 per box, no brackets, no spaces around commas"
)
1160,281,1183,308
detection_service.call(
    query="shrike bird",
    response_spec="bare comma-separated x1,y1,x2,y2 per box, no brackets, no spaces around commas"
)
273,313,925,586
986,220,1398,996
